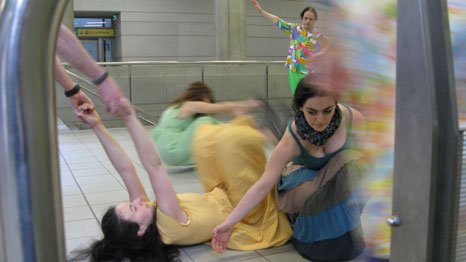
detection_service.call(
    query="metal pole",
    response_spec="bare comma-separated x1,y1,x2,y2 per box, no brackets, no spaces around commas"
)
0,0,66,261
392,0,459,261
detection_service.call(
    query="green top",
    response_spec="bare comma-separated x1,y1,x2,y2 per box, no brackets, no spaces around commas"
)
151,104,218,166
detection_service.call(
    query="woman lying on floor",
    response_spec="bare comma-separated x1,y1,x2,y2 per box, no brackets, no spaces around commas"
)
69,98,291,262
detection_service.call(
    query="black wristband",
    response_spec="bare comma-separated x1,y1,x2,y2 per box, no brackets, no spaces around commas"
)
92,71,109,85
64,84,81,97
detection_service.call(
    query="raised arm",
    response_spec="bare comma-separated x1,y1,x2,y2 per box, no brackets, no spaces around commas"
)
120,99,189,224
178,100,262,118
76,105,147,202
211,129,299,253
251,0,278,23
57,24,130,116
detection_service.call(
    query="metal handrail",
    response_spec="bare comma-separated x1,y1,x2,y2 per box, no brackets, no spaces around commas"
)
0,0,66,261
93,60,286,66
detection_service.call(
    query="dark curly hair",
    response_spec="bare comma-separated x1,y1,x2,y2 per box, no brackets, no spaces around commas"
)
292,74,336,112
68,207,179,262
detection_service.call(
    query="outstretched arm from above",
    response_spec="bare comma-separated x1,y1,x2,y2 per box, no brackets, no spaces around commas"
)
57,24,105,82
251,0,278,23
120,99,189,224
178,100,262,119
211,130,299,253
76,104,148,202
57,24,129,116
55,56,95,112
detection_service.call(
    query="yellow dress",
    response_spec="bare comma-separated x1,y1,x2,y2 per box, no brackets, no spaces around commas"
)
192,116,292,250
155,188,233,245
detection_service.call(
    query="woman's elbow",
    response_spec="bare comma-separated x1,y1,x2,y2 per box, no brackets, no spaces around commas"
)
145,160,165,174
255,177,276,196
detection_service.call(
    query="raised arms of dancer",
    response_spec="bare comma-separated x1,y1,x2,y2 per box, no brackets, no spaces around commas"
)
77,100,188,223
251,0,278,23
57,24,130,116
178,100,262,118
211,130,300,253
77,105,147,202
120,99,189,224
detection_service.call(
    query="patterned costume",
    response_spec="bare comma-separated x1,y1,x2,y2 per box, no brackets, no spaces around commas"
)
276,17,324,93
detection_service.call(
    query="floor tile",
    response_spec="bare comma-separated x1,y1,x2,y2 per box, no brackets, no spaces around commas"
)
61,184,82,196
63,205,94,222
168,172,202,185
255,243,296,256
179,249,195,262
75,175,118,185
263,250,306,262
66,236,98,260
61,176,77,187
68,161,107,171
62,194,87,208
64,219,101,239
84,190,129,205
235,257,268,262
91,202,122,219
71,168,110,177
182,244,260,262
79,181,124,194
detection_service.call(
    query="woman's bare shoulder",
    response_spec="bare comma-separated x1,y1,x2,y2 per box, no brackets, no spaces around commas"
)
339,103,365,124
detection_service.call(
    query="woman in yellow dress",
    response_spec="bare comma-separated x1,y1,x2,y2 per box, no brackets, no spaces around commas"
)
69,98,291,262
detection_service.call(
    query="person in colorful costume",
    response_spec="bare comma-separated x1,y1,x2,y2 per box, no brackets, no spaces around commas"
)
69,98,292,262
251,0,327,94
212,73,367,261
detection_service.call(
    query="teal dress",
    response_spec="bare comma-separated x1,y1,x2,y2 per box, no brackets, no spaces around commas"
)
151,104,218,166
277,104,366,261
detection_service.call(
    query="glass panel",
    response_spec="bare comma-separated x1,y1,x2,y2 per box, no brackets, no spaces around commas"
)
104,40,112,62
83,40,98,61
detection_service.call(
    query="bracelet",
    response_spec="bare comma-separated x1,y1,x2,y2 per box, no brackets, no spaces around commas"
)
64,84,81,97
92,71,109,85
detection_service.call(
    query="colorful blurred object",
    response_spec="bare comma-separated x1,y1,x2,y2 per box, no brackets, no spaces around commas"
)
449,0,466,124
313,0,465,260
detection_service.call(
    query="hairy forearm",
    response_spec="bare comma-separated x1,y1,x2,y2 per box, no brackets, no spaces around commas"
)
57,24,104,81
55,57,75,91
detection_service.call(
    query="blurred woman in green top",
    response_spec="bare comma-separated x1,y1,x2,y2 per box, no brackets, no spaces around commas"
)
151,81,261,166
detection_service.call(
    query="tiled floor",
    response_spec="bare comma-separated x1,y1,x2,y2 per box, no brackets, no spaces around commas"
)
59,125,368,262
59,126,307,262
